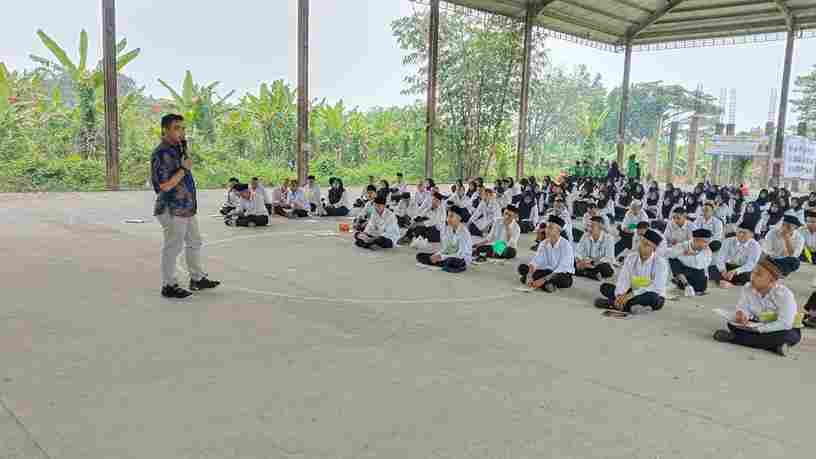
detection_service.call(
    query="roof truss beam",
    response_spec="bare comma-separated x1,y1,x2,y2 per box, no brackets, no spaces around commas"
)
539,10,622,38
638,17,790,39
607,0,653,15
556,0,639,25
773,0,795,31
671,0,773,14
624,0,686,42
655,8,781,25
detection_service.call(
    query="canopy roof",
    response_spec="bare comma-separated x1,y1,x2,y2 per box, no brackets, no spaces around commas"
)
439,0,816,51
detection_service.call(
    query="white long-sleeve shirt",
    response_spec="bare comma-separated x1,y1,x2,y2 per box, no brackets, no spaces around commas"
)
797,226,816,250
420,204,447,232
363,208,401,244
576,231,615,264
716,237,761,274
470,200,500,232
436,223,473,265
764,228,804,258
621,210,649,232
735,284,799,333
224,189,241,208
667,241,712,270
615,252,668,298
530,237,575,274
231,192,268,217
485,218,521,249
305,183,321,207
253,184,271,205
288,188,309,210
692,215,724,241
270,187,288,206
663,221,692,247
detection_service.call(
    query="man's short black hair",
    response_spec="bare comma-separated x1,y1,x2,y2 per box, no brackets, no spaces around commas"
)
161,114,184,130
251,177,259,181
228,177,239,183
308,175,315,180
396,172,403,177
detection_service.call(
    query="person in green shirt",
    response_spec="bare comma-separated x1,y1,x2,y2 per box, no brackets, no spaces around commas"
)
626,155,639,179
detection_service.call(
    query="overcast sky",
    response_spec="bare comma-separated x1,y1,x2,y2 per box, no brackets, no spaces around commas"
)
3,0,816,131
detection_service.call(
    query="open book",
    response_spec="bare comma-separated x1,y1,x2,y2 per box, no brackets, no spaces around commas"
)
713,308,761,329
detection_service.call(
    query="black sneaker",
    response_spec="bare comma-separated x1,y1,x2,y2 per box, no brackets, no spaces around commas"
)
594,272,603,282
712,329,735,343
162,284,192,299
774,343,790,357
543,283,556,293
190,277,220,291
594,298,612,309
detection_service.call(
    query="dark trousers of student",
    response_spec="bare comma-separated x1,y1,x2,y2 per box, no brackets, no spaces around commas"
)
726,323,801,351
324,205,350,217
575,262,614,280
416,253,467,273
405,225,441,243
220,205,235,216
614,231,634,257
708,263,752,285
668,258,708,294
233,214,269,227
468,222,484,237
475,245,517,259
769,256,800,277
651,220,668,233
290,209,309,218
272,205,288,217
397,215,412,228
354,233,394,249
265,203,273,215
519,221,535,234
599,285,665,312
572,228,584,242
517,264,573,290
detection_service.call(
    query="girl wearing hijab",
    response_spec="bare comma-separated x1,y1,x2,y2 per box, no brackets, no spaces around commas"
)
323,177,350,217
755,189,770,212
787,197,805,224
759,200,786,237
645,188,661,220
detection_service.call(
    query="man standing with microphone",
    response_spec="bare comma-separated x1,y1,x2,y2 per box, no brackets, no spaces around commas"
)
151,114,220,298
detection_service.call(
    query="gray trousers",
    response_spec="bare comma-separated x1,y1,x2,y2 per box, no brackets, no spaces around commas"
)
157,212,205,287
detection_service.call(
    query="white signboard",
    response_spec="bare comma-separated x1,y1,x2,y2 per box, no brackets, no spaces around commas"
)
783,135,816,180
706,135,767,157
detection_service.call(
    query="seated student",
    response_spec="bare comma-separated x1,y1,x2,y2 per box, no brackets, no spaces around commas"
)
663,206,693,249
322,177,350,217
416,206,473,273
399,191,446,244
516,192,539,233
392,192,413,228
286,179,310,218
574,201,610,242
354,196,400,250
468,188,499,237
692,202,724,253
594,229,668,312
667,228,713,297
474,205,521,261
270,181,290,217
517,215,575,293
616,200,649,256
709,222,761,288
393,172,408,194
220,177,241,215
353,185,378,231
763,215,804,276
305,175,321,214
575,216,615,281
250,177,273,215
713,256,802,356
797,210,816,264
225,183,270,227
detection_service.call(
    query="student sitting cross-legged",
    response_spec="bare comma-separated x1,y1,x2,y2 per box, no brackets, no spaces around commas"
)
594,229,668,312
709,221,761,288
354,196,400,250
416,206,473,273
797,210,816,264
399,192,447,245
225,183,270,227
473,205,521,261
713,256,802,356
220,177,241,216
574,216,615,281
667,228,713,297
763,215,804,277
517,215,575,293
322,177,350,217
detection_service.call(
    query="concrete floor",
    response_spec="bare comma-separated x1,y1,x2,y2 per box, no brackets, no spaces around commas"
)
1,189,814,459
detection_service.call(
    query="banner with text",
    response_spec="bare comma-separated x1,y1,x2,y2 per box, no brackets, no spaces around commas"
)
705,135,767,157
783,136,816,180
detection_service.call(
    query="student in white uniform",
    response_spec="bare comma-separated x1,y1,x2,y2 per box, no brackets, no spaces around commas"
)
353,185,378,231
305,175,321,214
663,206,693,248
692,202,724,253
713,256,802,356
270,181,290,217
763,215,804,276
710,221,761,288
225,183,270,227
322,177,350,217
594,229,668,312
394,173,408,194
220,177,241,216
797,210,816,264
287,179,310,218
399,192,447,244
473,205,521,261
391,192,413,228
516,192,539,233
616,200,649,256
518,215,575,293
416,206,473,273
354,196,400,250
575,216,615,281
667,228,713,297
468,188,499,238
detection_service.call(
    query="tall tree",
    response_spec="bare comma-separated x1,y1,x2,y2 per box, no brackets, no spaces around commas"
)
792,65,816,135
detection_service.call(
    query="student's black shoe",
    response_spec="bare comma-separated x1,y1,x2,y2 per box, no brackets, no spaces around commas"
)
190,277,220,291
162,284,192,299
594,272,603,282
476,255,487,263
774,343,790,357
712,329,735,343
530,243,539,251
519,276,527,285
543,283,556,293
594,298,612,309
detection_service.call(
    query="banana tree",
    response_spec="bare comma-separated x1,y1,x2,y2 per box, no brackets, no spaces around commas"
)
243,80,296,161
0,63,10,114
31,29,140,157
577,104,610,162
158,71,234,144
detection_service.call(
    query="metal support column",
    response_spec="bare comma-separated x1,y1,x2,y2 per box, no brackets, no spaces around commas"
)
666,121,679,183
102,0,119,191
296,0,309,185
616,42,633,166
772,28,796,187
516,5,534,180
424,0,440,180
